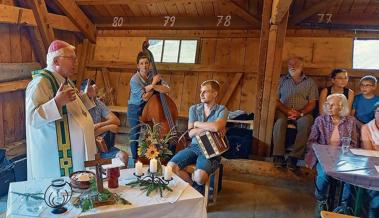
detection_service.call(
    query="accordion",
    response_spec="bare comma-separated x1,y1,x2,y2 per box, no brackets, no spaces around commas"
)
196,131,229,159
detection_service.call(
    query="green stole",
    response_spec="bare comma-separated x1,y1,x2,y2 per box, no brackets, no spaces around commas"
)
32,69,73,176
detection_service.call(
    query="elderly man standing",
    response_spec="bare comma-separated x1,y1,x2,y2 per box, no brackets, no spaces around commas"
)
272,57,319,170
26,40,97,180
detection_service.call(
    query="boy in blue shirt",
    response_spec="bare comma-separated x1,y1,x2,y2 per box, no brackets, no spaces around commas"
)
352,75,379,124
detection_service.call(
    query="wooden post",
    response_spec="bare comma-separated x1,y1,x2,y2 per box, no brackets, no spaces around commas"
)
254,0,272,155
256,0,290,156
75,39,89,89
84,153,112,193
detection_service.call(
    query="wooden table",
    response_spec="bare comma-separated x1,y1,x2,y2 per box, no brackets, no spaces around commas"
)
313,144,379,216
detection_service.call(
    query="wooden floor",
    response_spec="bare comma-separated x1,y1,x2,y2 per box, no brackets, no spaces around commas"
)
0,134,316,218
117,132,317,218
208,159,315,218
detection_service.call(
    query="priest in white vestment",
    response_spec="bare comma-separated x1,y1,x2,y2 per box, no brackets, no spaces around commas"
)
26,40,97,180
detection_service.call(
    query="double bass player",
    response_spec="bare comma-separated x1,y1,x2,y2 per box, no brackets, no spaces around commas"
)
127,51,170,164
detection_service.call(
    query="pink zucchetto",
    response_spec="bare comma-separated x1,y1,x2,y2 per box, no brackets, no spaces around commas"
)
46,40,75,66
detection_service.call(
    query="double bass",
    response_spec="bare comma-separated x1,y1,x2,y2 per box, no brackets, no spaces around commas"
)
140,41,186,154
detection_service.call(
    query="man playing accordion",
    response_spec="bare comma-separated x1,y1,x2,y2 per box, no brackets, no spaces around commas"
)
168,80,228,194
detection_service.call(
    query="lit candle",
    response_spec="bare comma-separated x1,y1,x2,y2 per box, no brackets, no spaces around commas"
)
150,158,157,173
135,161,143,176
164,165,173,180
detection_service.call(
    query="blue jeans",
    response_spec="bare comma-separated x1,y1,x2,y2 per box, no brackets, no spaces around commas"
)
315,163,351,203
127,104,144,160
367,190,379,218
170,144,221,175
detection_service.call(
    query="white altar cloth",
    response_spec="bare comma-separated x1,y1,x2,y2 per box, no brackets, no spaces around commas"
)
6,168,207,218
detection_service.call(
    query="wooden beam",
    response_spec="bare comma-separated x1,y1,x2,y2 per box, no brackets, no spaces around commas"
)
87,61,255,73
220,72,243,105
221,0,261,26
301,67,379,79
97,28,379,38
271,0,292,24
75,39,90,89
0,3,36,26
26,27,47,67
286,28,379,38
97,29,261,38
46,12,80,32
76,0,214,5
29,0,55,50
257,4,289,157
95,16,256,30
101,67,115,105
0,4,79,32
254,0,272,156
297,14,379,30
0,62,41,82
288,0,336,25
0,79,30,94
55,0,96,43
263,13,289,151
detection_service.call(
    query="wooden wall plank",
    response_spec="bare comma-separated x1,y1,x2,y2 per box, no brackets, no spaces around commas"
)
169,72,185,116
0,62,40,82
227,38,246,110
214,38,232,102
108,69,121,105
0,24,11,62
180,72,198,117
20,27,33,62
197,38,216,99
116,72,133,106
9,25,22,62
3,92,16,144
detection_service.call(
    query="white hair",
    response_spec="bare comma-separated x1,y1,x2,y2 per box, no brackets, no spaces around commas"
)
323,93,350,117
46,45,75,67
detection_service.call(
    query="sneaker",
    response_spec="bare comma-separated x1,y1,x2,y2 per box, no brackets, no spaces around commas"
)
315,200,328,218
287,156,298,171
273,156,286,168
333,204,353,215
192,182,205,195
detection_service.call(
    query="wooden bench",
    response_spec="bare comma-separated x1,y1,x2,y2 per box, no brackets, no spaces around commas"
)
108,106,128,133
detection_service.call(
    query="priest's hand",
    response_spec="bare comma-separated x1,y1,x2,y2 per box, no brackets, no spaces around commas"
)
54,83,76,108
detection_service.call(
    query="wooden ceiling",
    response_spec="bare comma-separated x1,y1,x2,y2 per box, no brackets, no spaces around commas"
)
27,0,379,31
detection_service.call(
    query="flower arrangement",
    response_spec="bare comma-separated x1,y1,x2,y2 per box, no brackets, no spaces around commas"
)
136,122,175,162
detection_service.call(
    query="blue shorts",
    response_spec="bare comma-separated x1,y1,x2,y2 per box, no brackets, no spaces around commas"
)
100,146,120,159
169,144,221,175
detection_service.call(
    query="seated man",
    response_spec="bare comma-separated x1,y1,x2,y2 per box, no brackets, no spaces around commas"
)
80,79,128,165
273,57,319,170
168,80,228,194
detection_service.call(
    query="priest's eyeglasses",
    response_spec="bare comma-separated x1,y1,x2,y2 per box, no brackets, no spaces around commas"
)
59,56,77,61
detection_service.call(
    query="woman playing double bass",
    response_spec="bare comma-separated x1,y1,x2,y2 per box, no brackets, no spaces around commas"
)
127,52,170,164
